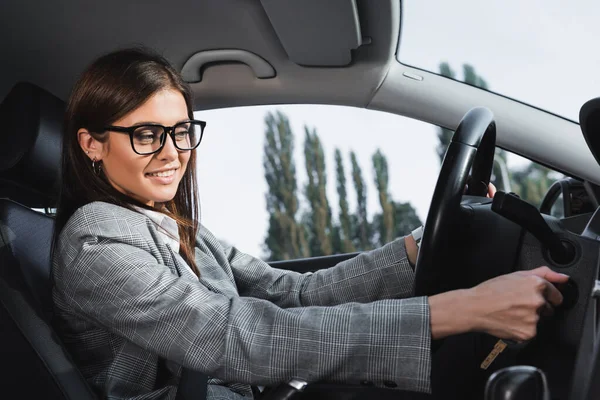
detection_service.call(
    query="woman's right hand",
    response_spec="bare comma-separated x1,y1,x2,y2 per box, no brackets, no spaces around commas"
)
469,267,569,341
429,267,569,341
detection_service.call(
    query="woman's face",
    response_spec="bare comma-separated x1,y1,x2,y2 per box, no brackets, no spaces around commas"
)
80,89,191,207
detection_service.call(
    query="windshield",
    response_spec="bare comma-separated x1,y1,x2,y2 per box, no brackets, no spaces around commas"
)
398,0,600,122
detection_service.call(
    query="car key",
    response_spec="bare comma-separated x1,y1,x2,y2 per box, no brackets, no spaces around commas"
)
481,340,508,370
481,339,529,370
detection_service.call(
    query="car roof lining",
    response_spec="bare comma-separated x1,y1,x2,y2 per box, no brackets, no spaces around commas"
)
1,0,597,184
0,0,396,109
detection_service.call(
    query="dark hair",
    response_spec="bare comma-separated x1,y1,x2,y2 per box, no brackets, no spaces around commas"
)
54,47,200,275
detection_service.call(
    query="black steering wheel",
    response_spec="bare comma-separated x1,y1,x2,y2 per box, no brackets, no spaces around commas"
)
414,107,497,296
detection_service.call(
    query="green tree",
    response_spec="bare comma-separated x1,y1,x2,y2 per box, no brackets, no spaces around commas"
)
391,202,422,237
350,151,371,250
491,149,511,193
334,148,356,253
303,127,333,256
373,201,422,245
372,149,394,245
263,111,308,260
510,164,556,207
463,64,488,90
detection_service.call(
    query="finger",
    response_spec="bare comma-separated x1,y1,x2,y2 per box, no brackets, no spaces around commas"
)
538,301,555,317
542,280,564,307
487,183,497,198
528,266,570,284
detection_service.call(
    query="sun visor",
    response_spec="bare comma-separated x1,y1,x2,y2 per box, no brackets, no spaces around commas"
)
260,0,363,67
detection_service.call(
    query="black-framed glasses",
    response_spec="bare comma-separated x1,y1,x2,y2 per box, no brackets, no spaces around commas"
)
102,120,206,155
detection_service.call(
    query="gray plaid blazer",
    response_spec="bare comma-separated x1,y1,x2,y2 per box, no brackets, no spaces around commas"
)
52,201,432,400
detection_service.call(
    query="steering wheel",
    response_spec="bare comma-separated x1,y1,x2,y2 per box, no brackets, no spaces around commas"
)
413,107,497,296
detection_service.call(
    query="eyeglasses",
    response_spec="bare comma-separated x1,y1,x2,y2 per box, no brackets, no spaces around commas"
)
102,120,206,155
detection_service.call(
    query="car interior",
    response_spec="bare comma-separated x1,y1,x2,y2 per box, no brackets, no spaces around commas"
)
2,1,600,399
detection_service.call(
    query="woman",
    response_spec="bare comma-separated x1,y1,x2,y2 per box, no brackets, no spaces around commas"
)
52,48,568,400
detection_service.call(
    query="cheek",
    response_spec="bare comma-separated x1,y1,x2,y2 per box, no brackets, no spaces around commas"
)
179,152,191,174
104,139,147,177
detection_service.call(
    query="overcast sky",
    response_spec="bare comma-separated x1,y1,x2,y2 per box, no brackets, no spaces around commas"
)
194,0,600,258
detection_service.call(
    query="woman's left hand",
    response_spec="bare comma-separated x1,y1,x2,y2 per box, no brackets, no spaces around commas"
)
486,182,497,198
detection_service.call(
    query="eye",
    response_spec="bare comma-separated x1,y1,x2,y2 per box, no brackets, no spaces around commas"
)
174,124,191,141
133,127,160,144
174,131,189,141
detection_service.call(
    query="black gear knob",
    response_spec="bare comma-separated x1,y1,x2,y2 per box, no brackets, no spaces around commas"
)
485,366,550,400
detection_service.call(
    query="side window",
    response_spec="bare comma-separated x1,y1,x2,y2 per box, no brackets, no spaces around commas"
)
195,105,438,261
195,105,576,261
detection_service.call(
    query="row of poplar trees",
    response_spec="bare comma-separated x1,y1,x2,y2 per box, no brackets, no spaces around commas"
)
262,112,421,261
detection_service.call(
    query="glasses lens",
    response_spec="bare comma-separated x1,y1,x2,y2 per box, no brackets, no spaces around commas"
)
132,126,165,154
173,121,203,150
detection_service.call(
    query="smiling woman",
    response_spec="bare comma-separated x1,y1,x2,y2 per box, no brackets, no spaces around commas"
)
50,47,568,400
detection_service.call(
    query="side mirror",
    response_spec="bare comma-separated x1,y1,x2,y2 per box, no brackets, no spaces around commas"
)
484,366,550,400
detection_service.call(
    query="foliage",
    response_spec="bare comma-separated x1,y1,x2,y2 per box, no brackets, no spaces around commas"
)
334,148,356,253
263,111,309,260
372,149,395,245
350,151,371,251
262,113,422,260
303,127,333,256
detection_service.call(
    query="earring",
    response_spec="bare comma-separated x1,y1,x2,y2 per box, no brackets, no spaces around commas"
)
92,157,102,175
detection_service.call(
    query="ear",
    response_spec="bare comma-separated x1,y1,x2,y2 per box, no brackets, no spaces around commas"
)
78,129,105,161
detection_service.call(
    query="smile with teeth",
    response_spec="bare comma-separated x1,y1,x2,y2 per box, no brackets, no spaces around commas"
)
147,169,176,177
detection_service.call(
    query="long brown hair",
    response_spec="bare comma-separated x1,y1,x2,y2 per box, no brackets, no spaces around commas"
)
54,47,200,275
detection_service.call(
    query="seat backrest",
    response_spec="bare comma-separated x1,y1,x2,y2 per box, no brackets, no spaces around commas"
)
0,82,96,399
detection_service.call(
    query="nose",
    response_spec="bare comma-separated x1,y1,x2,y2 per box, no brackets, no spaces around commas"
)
155,132,179,161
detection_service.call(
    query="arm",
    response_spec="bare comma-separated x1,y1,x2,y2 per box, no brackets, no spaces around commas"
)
54,217,432,393
225,236,415,308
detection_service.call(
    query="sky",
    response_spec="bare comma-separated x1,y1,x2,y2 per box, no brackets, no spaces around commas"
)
194,0,600,258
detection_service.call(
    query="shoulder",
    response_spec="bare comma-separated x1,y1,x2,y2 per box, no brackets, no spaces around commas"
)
59,201,150,244
54,202,161,272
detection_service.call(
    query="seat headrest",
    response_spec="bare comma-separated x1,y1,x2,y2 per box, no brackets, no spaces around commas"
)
0,82,64,208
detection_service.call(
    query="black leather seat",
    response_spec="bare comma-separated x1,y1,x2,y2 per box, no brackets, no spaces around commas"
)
0,82,97,399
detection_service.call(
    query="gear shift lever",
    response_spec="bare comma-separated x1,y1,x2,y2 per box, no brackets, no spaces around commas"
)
485,366,550,400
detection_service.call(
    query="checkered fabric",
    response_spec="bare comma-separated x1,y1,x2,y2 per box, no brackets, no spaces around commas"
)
52,201,431,399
